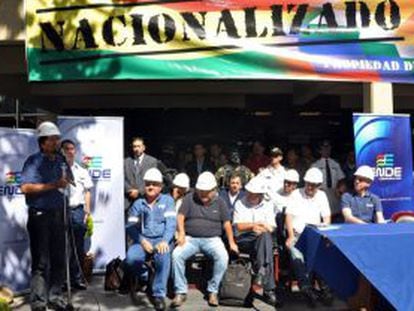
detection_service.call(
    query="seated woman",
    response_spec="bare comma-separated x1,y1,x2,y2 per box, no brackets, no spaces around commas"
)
233,176,278,306
341,165,385,224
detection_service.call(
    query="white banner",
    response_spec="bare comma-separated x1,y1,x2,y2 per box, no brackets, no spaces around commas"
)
58,117,125,268
0,128,37,291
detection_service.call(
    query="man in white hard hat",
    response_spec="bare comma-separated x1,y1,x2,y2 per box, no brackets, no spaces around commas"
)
284,167,332,307
124,168,176,311
171,172,239,308
233,176,278,306
171,173,190,212
341,165,385,224
21,121,72,311
270,169,300,214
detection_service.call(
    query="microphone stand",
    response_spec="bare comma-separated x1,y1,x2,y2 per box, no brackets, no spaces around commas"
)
62,162,75,311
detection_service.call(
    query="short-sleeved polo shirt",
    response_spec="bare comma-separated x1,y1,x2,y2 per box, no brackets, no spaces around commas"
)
286,188,331,235
179,192,230,238
21,152,68,211
233,196,276,234
341,191,382,223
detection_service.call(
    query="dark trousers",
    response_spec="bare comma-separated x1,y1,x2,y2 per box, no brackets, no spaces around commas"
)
27,207,65,309
69,205,86,284
236,232,275,290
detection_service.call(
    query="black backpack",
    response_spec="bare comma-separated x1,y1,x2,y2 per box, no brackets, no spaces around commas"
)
219,259,252,306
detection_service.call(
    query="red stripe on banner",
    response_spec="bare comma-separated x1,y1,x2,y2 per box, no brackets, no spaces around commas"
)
114,0,326,12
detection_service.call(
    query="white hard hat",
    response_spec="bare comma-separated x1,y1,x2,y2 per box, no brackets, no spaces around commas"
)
143,168,163,183
285,169,300,183
354,165,375,182
245,176,267,194
304,167,323,184
37,121,61,137
173,173,190,189
195,171,217,191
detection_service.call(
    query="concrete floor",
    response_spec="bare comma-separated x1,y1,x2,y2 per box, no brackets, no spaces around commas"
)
12,276,349,311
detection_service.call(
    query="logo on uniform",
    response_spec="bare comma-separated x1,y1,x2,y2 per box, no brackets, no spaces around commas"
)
82,156,111,181
0,171,23,196
374,153,402,181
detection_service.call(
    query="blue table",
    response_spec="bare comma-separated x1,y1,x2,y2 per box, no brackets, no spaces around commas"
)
296,223,414,311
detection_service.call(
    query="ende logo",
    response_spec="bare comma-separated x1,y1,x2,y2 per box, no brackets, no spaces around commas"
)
375,153,402,180
0,171,23,196
82,156,111,181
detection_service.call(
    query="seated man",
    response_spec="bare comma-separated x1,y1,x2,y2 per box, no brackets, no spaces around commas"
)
270,169,300,214
233,176,278,306
171,172,239,308
219,173,245,219
341,165,385,224
125,168,176,311
285,167,332,307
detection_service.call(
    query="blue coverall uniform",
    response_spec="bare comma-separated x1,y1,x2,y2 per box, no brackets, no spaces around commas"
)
125,194,176,297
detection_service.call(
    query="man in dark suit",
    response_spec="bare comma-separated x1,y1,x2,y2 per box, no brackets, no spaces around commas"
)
219,173,245,220
185,143,214,187
124,137,158,210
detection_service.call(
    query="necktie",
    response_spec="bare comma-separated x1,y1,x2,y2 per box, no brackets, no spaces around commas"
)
325,159,332,188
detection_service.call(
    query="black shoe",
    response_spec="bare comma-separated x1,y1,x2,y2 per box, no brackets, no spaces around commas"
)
303,287,318,308
32,307,47,311
318,288,334,306
153,297,166,311
263,290,277,306
48,300,69,311
72,281,87,290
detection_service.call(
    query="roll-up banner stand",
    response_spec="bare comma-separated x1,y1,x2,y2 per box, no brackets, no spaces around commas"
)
0,128,37,292
353,113,414,219
58,116,126,269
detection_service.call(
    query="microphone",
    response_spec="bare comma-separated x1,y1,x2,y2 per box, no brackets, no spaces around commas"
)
59,151,76,187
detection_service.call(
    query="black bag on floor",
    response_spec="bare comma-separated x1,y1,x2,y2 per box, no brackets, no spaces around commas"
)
219,259,252,306
104,257,124,291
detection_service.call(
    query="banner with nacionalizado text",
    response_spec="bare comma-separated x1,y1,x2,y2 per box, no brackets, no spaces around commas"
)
26,0,414,82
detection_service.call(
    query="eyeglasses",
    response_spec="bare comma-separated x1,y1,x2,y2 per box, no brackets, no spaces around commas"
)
284,181,297,186
305,182,320,188
145,182,162,187
355,177,372,184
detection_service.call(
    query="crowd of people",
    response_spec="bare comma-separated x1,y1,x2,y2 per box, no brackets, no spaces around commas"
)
19,122,385,311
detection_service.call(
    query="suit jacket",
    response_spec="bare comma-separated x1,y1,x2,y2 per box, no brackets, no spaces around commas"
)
124,153,158,208
219,189,245,220
185,158,214,187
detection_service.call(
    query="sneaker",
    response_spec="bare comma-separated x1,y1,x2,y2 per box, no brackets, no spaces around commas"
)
170,294,187,308
208,292,219,307
72,281,87,290
263,290,277,306
153,297,166,311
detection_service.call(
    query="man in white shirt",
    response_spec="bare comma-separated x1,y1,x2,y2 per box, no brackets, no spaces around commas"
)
62,139,93,290
233,176,277,306
285,167,332,307
270,169,300,214
258,147,286,196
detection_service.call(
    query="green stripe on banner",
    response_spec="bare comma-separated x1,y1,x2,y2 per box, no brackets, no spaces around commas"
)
27,48,288,80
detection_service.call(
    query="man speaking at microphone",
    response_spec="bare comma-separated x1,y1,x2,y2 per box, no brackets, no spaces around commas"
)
21,121,72,311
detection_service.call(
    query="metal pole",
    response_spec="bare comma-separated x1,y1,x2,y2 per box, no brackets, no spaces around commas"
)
15,99,20,128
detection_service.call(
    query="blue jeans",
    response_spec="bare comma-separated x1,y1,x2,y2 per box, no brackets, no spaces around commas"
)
172,236,228,294
125,237,171,297
70,205,86,284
